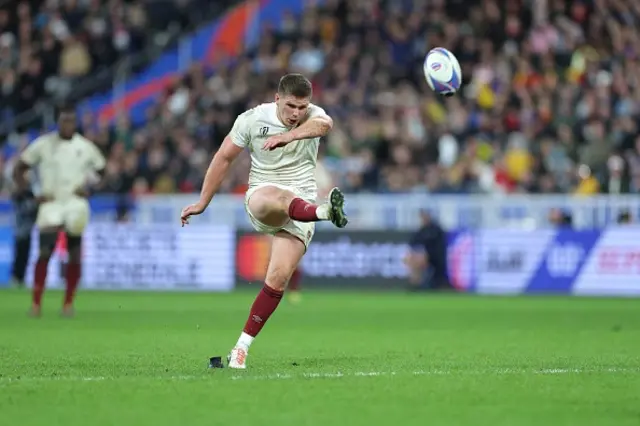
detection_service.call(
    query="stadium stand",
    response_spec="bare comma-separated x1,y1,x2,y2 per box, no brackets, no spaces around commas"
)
0,0,239,131
3,0,640,196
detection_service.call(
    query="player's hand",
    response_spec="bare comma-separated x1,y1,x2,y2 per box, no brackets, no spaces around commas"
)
12,180,29,194
35,195,53,204
262,133,294,151
74,188,90,198
180,202,206,227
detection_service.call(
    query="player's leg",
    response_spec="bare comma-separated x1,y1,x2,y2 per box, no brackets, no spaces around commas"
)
31,228,58,316
247,185,348,229
62,234,82,316
61,198,90,316
30,201,63,316
227,231,306,369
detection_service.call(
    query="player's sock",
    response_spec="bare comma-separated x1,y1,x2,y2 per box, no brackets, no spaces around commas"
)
64,262,81,306
238,284,284,349
33,259,48,306
288,198,330,222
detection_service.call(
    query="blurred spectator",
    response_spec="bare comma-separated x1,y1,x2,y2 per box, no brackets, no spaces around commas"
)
404,210,452,292
548,208,573,228
10,187,38,287
617,209,632,224
0,0,237,123
7,0,640,196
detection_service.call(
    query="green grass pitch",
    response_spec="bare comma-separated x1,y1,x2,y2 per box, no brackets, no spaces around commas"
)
1,288,640,426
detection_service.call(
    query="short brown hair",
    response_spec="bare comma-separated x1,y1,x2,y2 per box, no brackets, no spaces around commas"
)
277,73,312,98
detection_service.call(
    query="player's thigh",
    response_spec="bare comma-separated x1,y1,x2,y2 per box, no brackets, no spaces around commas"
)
36,202,62,258
36,201,64,230
65,233,83,262
246,184,296,228
38,228,60,259
63,198,90,237
265,231,307,290
282,219,315,251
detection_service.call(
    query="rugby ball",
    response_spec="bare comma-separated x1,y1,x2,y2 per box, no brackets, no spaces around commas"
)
423,47,462,96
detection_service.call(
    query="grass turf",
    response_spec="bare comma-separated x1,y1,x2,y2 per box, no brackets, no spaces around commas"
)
1,288,639,426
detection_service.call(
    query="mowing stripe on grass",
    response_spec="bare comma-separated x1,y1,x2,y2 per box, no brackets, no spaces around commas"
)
1,367,637,385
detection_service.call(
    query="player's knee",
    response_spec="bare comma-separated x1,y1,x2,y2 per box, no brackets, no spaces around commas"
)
38,231,57,261
265,265,292,291
38,247,53,261
252,186,295,215
38,244,54,261
68,248,81,263
67,236,82,263
276,191,295,213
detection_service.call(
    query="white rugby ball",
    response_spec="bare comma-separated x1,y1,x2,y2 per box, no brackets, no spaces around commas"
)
423,47,462,96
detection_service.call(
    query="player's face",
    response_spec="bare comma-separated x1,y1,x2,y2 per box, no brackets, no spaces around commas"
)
58,112,77,140
276,94,310,127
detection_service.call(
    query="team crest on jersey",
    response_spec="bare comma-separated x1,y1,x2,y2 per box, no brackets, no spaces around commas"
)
259,126,269,136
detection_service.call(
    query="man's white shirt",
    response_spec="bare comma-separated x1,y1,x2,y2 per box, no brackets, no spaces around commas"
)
20,132,106,201
229,102,327,201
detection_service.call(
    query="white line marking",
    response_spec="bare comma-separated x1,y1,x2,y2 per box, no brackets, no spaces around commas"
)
0,367,637,385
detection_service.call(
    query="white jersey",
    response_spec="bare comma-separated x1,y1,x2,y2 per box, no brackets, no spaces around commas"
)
20,132,106,202
229,102,326,200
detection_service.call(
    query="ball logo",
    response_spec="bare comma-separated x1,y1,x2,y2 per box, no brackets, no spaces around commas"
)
431,62,442,71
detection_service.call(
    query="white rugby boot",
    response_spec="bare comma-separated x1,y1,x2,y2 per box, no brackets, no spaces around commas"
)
227,346,248,369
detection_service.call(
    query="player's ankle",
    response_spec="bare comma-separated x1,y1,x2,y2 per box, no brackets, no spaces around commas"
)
237,332,255,350
316,204,330,220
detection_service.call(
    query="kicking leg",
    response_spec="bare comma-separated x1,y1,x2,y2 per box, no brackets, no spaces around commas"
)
227,231,306,369
248,185,348,229
62,234,82,317
31,229,58,316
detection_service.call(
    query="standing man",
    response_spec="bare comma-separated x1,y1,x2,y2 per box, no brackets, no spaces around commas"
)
13,104,106,317
10,185,38,287
404,210,453,292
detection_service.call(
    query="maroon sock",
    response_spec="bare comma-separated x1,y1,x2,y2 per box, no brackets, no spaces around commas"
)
33,259,48,306
288,269,301,291
64,263,81,305
288,198,320,222
243,284,284,337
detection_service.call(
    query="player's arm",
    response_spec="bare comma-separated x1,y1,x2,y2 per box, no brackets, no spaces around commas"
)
12,138,43,192
262,105,333,150
181,111,249,225
196,136,244,210
287,110,333,141
79,141,107,196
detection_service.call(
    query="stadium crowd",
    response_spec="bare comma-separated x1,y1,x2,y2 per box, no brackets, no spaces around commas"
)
5,0,640,197
0,0,233,118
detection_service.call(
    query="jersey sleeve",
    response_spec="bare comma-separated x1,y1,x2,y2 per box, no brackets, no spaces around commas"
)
229,109,255,148
20,137,45,166
307,103,329,119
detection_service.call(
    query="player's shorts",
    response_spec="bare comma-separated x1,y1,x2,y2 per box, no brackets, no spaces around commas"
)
36,197,90,236
244,182,315,249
